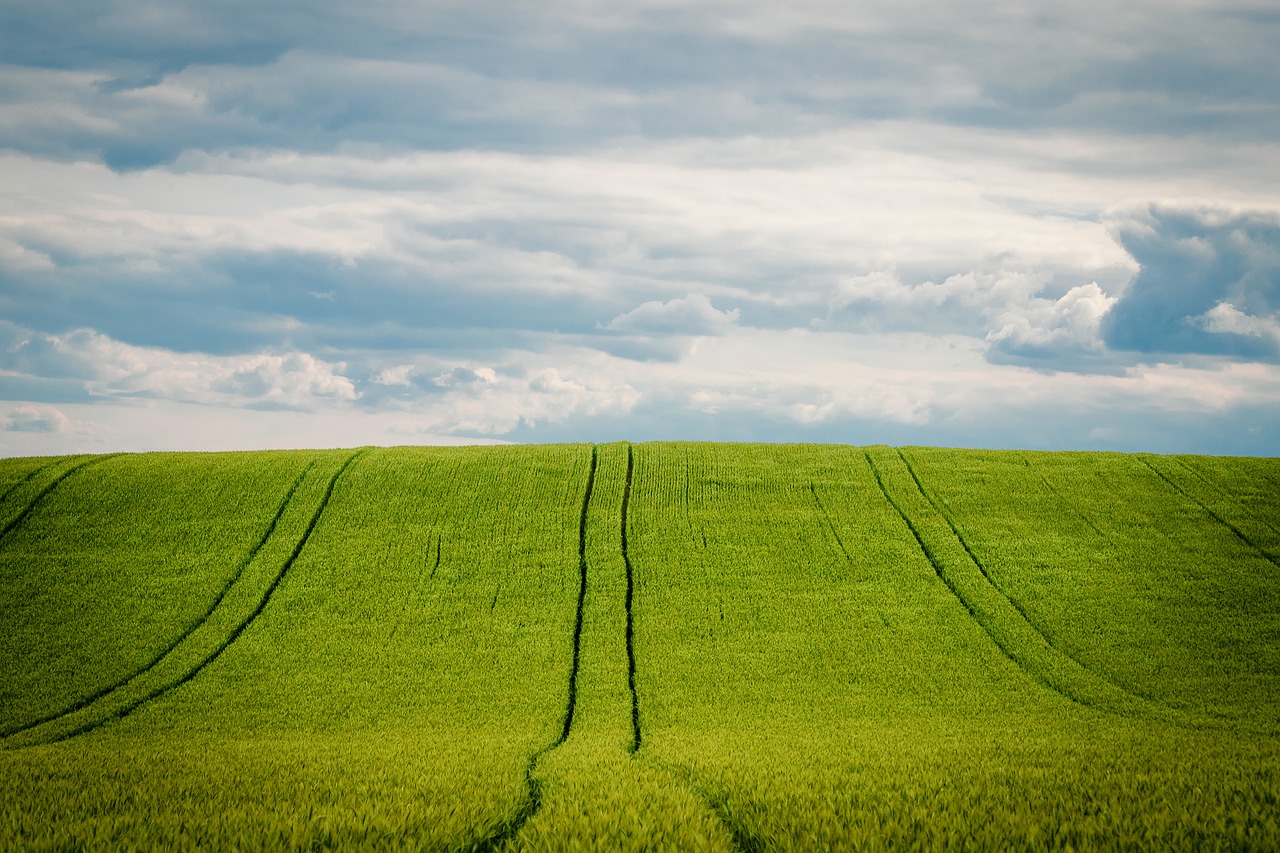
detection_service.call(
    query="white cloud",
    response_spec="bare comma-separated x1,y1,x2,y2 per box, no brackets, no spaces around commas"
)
3,325,1279,455
2,326,356,410
372,364,416,386
1198,302,1280,347
0,399,509,457
604,294,739,335
431,366,498,388
208,353,358,405
390,363,639,435
1,130,1153,298
2,404,71,433
987,283,1117,356
825,270,1124,371
0,234,55,272
630,326,1280,430
830,268,1047,317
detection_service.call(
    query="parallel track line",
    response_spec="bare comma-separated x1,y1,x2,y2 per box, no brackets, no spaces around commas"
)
864,450,1127,712
476,444,597,851
10,449,366,747
0,453,123,545
808,482,854,566
1139,455,1280,572
0,456,68,507
0,460,316,739
896,449,1162,706
622,443,641,754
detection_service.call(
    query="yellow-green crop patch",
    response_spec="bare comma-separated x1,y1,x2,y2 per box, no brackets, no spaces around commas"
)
1,443,1277,850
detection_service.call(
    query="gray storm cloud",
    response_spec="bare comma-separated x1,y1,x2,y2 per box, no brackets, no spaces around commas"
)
1103,206,1280,361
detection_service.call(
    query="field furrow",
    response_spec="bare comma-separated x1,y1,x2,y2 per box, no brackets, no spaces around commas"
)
622,443,641,755
5,445,595,848
896,448,1144,695
0,456,68,507
564,443,597,742
1,451,324,732
808,482,854,566
903,447,1280,726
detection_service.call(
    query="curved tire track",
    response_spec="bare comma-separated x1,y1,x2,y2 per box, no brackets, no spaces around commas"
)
1139,455,1280,573
897,448,1173,707
895,450,1045,628
1019,453,1113,543
0,456,70,507
622,443,641,755
4,449,365,748
476,445,597,852
0,461,315,739
642,758,758,853
864,449,1192,722
1171,457,1280,539
809,482,854,566
0,454,123,545
702,796,764,853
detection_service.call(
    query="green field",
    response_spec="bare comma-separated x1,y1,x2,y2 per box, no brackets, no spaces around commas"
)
1,443,1278,850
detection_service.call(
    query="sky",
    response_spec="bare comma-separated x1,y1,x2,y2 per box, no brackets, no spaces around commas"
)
2,0,1279,456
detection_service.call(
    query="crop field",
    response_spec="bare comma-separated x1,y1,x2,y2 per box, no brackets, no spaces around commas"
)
1,443,1278,850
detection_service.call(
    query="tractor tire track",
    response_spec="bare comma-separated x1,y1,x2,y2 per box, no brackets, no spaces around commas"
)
898,449,1161,708
1019,454,1112,543
1139,455,1280,573
622,445,743,852
704,797,764,853
480,442,738,850
6,449,366,748
429,535,443,580
863,449,1184,721
866,452,983,621
644,758,760,853
1171,456,1280,536
895,450,1043,629
622,443,641,754
865,450,1083,705
476,445,597,852
809,482,854,566
0,456,71,507
0,461,316,739
0,453,123,545
1171,457,1280,541
562,445,596,745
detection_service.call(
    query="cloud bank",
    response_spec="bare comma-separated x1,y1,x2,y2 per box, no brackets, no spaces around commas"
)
2,0,1279,455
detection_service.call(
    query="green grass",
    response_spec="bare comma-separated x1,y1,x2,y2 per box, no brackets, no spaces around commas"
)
1,442,1277,850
